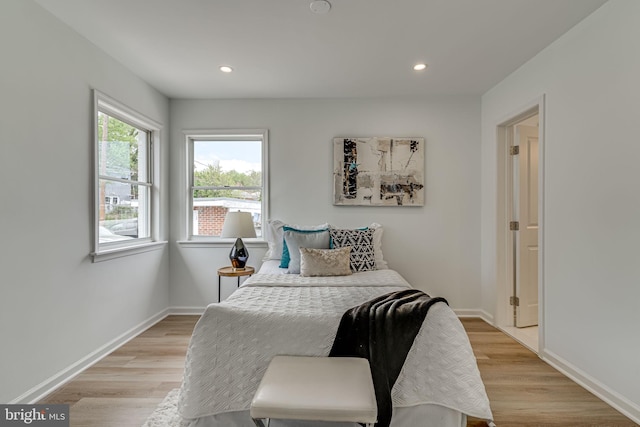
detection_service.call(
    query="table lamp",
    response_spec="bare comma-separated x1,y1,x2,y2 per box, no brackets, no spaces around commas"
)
220,211,257,270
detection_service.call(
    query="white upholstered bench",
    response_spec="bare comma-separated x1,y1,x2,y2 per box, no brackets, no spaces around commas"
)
250,355,377,427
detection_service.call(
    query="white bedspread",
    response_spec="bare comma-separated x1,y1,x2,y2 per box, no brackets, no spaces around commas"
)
240,269,411,287
178,271,493,422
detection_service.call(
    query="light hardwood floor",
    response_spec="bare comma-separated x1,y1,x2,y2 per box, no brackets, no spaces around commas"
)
41,316,638,427
41,316,197,427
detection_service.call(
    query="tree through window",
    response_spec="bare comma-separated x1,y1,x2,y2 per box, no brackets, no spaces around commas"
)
187,131,268,238
94,91,159,252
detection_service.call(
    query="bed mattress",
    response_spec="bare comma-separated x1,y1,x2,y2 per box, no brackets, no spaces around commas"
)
178,265,492,426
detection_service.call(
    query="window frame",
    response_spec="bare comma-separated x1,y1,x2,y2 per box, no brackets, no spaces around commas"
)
184,129,269,242
92,90,164,261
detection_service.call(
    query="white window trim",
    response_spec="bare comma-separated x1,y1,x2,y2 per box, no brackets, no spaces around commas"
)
92,241,167,262
181,129,269,243
91,90,165,262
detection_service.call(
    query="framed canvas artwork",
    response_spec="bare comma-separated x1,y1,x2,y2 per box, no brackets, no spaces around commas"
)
333,137,425,206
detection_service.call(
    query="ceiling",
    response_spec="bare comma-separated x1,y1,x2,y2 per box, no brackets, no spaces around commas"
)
33,0,607,99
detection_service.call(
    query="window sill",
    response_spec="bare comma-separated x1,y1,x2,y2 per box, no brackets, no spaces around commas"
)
91,241,168,263
177,239,268,249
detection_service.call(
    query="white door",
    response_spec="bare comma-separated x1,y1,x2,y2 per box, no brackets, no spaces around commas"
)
514,124,539,327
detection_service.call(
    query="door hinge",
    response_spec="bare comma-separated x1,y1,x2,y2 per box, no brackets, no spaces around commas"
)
510,296,520,306
509,221,519,231
510,145,520,155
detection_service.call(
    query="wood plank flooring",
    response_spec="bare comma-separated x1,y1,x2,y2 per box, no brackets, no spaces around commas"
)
40,315,638,427
462,318,637,427
41,316,197,427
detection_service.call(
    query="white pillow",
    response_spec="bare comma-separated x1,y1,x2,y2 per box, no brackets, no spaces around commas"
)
263,219,329,261
283,229,331,274
300,247,352,277
369,222,388,269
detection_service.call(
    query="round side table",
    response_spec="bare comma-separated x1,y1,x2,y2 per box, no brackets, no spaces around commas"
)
217,266,254,302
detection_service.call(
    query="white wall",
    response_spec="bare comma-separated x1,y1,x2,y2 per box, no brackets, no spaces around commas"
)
0,1,170,403
481,0,640,419
169,98,483,311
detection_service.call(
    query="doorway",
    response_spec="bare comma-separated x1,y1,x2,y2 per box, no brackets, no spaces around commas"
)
513,116,539,328
495,97,545,354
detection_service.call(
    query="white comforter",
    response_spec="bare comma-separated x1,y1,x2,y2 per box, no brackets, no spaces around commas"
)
178,270,492,423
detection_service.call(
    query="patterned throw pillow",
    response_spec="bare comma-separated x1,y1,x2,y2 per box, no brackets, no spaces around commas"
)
329,228,377,272
299,247,352,277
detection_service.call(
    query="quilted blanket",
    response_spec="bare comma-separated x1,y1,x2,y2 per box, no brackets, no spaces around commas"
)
330,289,449,427
234,268,412,287
177,272,492,423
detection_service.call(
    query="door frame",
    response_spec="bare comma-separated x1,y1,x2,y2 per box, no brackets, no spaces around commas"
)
495,95,546,353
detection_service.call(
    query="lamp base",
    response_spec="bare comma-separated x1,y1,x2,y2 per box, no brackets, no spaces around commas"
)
229,237,249,270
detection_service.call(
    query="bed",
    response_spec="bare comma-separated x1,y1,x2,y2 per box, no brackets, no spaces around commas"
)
177,222,493,427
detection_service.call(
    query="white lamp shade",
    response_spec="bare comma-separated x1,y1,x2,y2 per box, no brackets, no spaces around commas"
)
220,211,257,238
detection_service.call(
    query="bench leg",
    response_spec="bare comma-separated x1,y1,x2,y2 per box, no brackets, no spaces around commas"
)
252,418,269,427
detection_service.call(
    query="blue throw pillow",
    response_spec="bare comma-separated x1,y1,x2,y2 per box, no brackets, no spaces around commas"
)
279,226,329,268
283,229,331,274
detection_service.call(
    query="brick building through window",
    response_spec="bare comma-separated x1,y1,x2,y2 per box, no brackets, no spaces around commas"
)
192,198,261,237
193,205,228,236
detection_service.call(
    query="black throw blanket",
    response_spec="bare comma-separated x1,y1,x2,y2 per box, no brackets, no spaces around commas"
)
329,289,448,427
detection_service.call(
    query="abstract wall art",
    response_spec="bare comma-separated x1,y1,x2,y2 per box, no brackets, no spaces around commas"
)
333,137,425,206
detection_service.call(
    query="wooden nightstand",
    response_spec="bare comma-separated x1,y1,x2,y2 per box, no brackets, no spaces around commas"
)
217,266,255,302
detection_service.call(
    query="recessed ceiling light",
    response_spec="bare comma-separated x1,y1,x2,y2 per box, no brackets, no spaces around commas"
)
310,0,331,14
413,63,428,71
220,66,233,73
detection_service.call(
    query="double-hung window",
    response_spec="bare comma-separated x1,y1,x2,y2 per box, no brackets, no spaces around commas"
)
93,91,161,259
186,130,268,239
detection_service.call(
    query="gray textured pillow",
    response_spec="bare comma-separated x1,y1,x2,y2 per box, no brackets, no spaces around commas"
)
283,229,331,274
300,247,352,277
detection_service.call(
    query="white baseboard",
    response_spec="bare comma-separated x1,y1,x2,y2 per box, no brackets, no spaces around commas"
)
11,307,209,403
13,307,209,404
177,307,493,322
541,349,640,425
454,308,494,325
12,308,170,404
168,306,206,315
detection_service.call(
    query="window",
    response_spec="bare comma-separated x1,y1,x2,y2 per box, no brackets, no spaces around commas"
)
94,91,161,257
186,130,268,239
